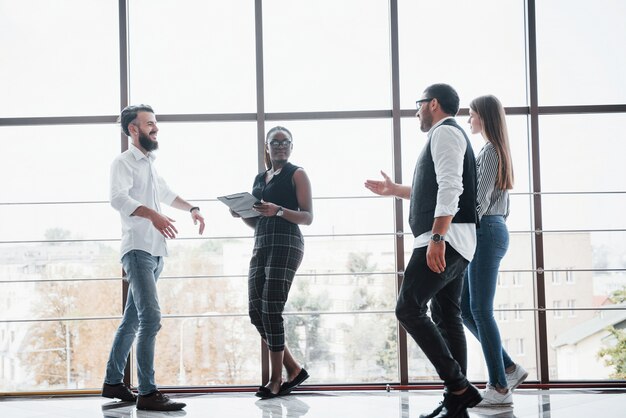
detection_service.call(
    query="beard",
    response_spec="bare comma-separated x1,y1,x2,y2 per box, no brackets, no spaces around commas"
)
139,131,158,152
419,110,433,132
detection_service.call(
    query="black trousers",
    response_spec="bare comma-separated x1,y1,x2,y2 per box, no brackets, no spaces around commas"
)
395,244,470,392
248,217,304,352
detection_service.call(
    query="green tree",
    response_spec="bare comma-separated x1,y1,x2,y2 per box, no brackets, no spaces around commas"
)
344,252,398,381
597,326,626,379
608,288,626,304
285,280,332,365
596,286,626,379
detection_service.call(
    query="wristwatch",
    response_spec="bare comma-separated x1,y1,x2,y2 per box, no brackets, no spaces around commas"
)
430,233,445,243
276,206,284,217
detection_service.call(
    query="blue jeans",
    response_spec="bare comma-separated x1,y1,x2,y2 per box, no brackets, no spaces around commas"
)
105,250,163,395
396,245,470,392
461,215,514,388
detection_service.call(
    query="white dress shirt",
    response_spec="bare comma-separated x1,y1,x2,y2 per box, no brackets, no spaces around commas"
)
413,117,477,262
110,144,177,259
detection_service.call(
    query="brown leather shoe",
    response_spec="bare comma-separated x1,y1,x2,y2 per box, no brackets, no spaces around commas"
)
136,390,186,411
101,383,137,402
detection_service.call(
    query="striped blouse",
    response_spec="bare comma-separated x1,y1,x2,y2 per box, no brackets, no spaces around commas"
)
476,142,510,220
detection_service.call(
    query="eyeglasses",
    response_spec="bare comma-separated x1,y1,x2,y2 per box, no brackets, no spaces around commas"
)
416,98,434,109
268,139,292,148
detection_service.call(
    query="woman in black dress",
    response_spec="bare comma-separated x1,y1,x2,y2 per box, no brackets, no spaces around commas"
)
232,126,313,398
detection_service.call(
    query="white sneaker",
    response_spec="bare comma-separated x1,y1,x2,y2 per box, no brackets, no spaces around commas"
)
477,385,513,407
505,363,528,391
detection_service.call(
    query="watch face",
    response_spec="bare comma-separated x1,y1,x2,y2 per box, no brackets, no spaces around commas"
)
431,234,442,242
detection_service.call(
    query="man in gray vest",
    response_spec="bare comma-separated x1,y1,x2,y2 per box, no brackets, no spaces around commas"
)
365,84,481,418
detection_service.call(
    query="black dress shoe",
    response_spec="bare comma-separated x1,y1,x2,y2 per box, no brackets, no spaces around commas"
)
419,401,443,418
255,385,280,399
434,384,481,418
136,390,186,411
278,368,309,396
101,383,137,402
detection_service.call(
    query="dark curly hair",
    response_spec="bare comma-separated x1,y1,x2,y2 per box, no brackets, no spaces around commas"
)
118,104,154,136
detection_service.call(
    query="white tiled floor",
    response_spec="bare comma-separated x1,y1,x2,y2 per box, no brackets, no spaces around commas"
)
1,389,625,418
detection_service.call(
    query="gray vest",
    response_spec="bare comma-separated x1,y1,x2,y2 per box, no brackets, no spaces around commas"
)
408,118,478,237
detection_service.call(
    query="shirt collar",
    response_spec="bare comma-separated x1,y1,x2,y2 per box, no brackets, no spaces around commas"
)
428,116,455,135
128,143,156,161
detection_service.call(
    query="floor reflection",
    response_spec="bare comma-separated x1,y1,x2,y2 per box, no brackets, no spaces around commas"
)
0,389,624,418
255,396,311,418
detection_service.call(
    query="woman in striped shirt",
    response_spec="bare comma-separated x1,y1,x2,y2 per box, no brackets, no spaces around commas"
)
461,95,528,406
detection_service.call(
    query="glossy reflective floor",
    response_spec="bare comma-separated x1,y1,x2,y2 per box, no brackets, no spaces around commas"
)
0,389,625,418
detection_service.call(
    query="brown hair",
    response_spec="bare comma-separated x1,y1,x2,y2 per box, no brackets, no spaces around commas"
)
470,95,514,190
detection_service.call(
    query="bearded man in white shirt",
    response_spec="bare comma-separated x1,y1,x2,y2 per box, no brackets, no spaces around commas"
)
101,104,204,411
365,84,481,418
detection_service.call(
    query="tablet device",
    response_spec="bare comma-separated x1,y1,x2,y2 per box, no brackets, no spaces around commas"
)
217,192,261,218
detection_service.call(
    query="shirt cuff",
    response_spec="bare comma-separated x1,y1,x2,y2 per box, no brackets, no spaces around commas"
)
120,199,143,217
434,203,459,218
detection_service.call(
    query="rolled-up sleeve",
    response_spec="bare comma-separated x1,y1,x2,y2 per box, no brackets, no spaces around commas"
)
430,126,466,218
110,159,142,217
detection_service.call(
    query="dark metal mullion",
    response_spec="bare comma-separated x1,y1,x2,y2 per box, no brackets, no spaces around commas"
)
526,0,550,385
118,0,131,387
254,0,269,385
388,0,408,386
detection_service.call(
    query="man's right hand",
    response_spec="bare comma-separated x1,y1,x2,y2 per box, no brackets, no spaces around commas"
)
364,170,396,196
151,213,178,239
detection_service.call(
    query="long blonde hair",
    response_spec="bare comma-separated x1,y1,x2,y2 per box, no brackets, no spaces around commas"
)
470,95,514,190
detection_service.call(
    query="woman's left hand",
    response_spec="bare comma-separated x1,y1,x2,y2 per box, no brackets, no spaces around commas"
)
252,200,281,217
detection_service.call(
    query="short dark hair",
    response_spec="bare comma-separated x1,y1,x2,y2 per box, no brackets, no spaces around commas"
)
118,104,154,136
264,126,293,170
423,83,460,116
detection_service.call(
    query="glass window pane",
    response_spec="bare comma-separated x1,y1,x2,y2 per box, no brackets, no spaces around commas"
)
0,204,119,243
544,231,626,272
0,281,120,321
508,194,533,232
0,319,118,391
549,307,626,380
542,194,626,231
0,0,120,117
128,0,256,113
302,236,397,277
263,0,391,112
154,122,258,199
294,198,396,237
0,242,119,281
153,317,261,386
398,0,527,108
268,119,393,197
158,257,250,317
539,114,626,193
285,313,397,383
0,125,120,202
536,0,626,105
